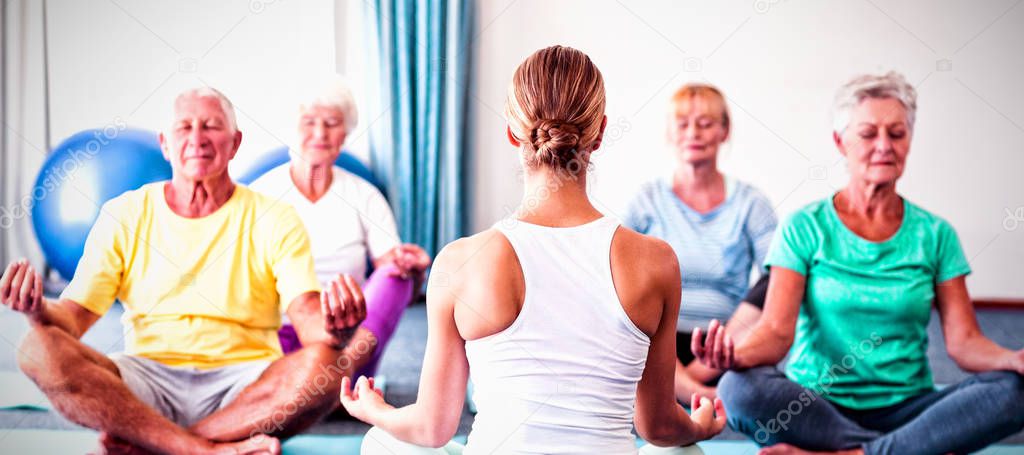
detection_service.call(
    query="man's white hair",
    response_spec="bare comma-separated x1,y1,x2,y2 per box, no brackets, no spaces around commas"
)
832,71,917,134
173,86,238,132
297,75,359,135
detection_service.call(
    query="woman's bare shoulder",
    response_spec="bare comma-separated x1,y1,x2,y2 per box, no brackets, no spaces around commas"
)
431,229,521,295
613,226,680,284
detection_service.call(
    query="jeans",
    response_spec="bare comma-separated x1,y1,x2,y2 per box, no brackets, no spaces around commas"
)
718,366,1024,454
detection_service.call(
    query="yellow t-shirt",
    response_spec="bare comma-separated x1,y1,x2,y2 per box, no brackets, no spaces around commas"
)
62,183,321,369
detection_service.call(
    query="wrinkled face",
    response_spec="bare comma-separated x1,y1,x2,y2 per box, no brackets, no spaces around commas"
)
667,96,729,165
297,105,347,166
835,97,911,186
160,95,240,182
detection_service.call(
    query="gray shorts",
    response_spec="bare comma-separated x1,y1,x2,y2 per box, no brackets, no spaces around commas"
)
110,354,271,428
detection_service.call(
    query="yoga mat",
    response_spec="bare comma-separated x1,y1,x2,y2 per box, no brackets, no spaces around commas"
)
465,379,476,414
0,431,1019,455
0,430,388,454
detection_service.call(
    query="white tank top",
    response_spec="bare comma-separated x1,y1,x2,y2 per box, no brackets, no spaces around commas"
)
463,216,652,454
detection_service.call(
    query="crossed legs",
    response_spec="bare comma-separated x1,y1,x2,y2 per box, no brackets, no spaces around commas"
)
189,337,375,441
719,366,1024,454
16,324,278,454
17,323,377,453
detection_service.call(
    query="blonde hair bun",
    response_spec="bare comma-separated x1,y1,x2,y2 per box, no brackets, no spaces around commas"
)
505,45,606,172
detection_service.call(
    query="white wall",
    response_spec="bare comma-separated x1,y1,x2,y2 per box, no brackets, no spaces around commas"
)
4,0,1022,298
470,0,1024,298
44,0,339,173
3,0,377,266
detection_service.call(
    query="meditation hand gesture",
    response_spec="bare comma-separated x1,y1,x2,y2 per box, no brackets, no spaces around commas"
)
688,393,728,440
339,375,388,423
0,260,45,323
692,319,735,370
388,244,432,279
320,274,367,349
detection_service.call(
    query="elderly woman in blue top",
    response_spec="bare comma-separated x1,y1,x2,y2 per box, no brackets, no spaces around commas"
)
624,83,777,401
693,72,1024,455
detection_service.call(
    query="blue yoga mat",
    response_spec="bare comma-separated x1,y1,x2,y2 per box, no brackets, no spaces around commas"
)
0,430,1020,454
0,430,369,454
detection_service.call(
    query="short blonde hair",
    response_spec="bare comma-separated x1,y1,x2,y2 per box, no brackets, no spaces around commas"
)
669,83,730,130
174,86,238,132
298,76,359,135
505,45,606,171
833,71,917,133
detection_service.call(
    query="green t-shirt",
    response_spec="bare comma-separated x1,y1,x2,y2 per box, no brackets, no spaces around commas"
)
765,196,971,410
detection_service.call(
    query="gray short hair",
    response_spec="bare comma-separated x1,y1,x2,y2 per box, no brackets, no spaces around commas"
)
832,71,917,134
173,86,238,132
298,76,359,135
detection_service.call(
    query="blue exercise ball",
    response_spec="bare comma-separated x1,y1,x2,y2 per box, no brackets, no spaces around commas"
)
31,128,171,280
236,146,385,196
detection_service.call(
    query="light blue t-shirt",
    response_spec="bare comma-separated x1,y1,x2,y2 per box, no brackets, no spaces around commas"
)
624,177,778,332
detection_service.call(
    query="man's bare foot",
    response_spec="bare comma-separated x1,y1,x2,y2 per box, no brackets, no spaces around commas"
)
93,432,153,455
758,443,863,455
205,434,281,455
95,431,280,455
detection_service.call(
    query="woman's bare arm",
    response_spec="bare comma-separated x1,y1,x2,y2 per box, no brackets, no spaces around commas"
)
340,242,469,447
693,267,804,370
936,276,1023,374
633,241,725,446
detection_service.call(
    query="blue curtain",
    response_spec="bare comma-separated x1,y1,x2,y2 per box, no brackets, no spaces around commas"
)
366,0,473,256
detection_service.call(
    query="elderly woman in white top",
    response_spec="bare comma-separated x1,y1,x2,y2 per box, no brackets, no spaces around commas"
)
250,78,430,378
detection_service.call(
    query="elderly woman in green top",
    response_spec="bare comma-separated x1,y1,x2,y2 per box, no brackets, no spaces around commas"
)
692,72,1024,455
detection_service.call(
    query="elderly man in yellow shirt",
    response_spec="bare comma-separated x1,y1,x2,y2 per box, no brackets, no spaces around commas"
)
0,87,370,454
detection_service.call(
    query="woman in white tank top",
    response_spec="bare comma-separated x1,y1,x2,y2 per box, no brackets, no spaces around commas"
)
340,45,726,454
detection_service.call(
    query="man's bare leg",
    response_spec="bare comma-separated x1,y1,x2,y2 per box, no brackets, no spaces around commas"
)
191,328,378,441
17,324,279,454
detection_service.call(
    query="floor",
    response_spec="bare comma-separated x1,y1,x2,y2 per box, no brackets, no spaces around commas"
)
0,303,1021,445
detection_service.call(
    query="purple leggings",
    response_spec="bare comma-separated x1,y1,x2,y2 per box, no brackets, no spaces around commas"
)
278,264,414,378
